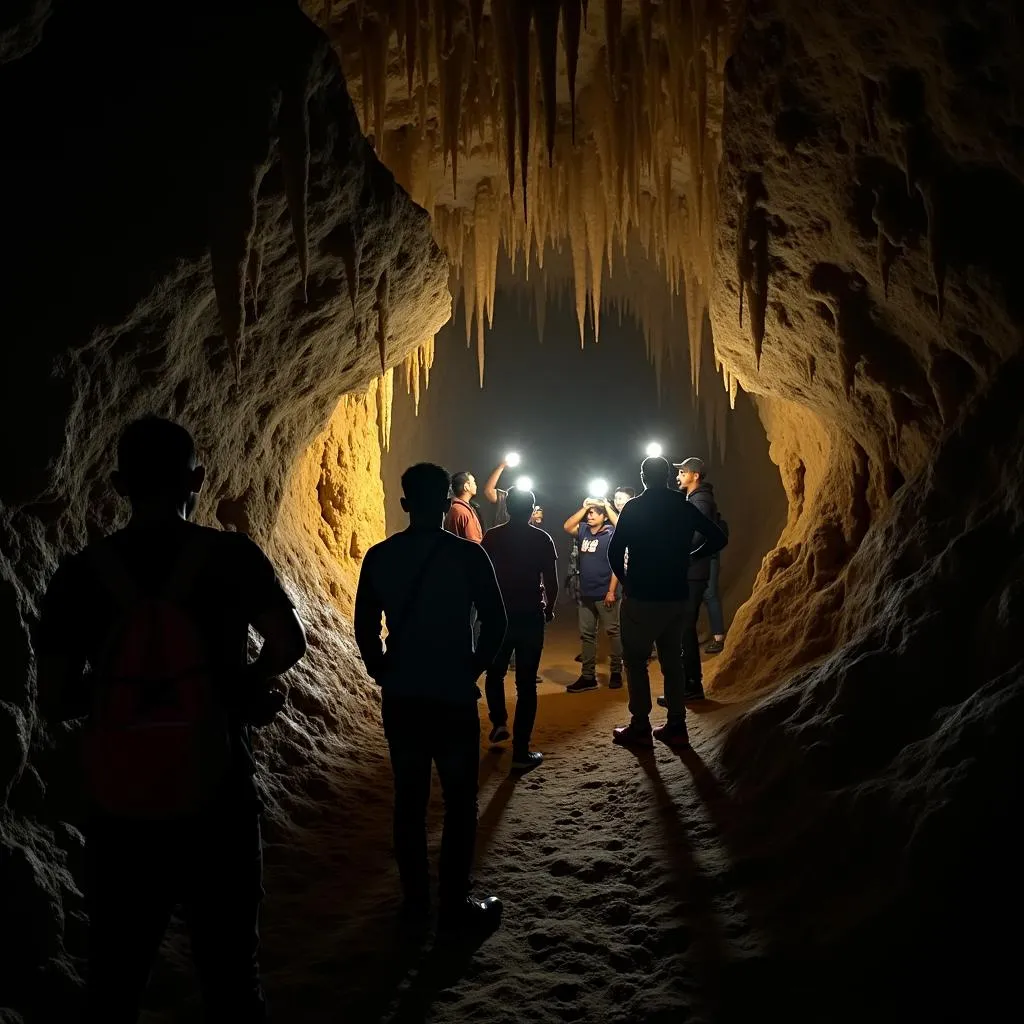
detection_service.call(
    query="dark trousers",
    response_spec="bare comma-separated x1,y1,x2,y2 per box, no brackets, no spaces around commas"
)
85,806,266,1023
381,693,480,910
621,597,689,726
484,610,545,754
683,583,706,694
703,553,725,636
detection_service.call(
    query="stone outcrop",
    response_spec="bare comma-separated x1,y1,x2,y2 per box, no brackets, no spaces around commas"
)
0,1,448,1017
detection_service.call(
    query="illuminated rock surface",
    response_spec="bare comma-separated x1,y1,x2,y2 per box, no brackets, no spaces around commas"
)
1,0,1022,1021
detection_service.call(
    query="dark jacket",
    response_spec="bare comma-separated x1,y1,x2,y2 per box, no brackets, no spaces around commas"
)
686,482,719,582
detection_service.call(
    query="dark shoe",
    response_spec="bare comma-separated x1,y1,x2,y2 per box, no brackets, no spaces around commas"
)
656,694,666,708
612,722,654,748
488,724,511,743
438,895,503,935
511,750,544,771
683,689,706,702
608,672,623,689
567,675,598,693
574,653,583,662
653,722,691,749
703,639,725,654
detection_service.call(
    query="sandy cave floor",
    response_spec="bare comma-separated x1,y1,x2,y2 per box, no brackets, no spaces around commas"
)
142,618,797,1024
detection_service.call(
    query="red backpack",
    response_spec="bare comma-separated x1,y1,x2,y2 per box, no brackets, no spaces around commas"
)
83,534,232,818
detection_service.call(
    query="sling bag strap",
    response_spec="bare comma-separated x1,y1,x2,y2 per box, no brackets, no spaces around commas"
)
385,533,447,649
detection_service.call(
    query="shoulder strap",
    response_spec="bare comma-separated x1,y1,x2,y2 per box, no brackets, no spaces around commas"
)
87,543,140,609
386,534,447,647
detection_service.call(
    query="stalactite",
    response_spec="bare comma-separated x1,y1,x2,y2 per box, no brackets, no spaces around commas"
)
561,0,582,144
535,1,559,166
916,180,945,319
245,222,265,319
512,0,533,220
337,223,360,314
375,270,389,374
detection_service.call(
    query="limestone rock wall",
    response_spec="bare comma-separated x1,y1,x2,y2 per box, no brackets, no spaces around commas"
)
0,1,449,1018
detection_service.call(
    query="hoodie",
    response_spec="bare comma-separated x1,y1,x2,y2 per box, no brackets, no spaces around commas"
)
686,481,719,582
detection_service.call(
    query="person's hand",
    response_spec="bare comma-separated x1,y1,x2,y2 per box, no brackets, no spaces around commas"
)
604,590,617,608
544,608,555,624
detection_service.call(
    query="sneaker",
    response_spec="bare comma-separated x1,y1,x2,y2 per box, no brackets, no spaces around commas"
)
511,750,544,771
704,639,725,654
653,722,691,749
608,671,623,689
567,675,598,693
438,895,503,935
612,722,654,748
488,724,511,743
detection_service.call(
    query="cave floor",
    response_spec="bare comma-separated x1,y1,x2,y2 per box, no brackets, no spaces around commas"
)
140,620,855,1024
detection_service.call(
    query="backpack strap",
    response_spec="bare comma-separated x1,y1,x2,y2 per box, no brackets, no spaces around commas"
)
162,530,215,602
87,543,141,610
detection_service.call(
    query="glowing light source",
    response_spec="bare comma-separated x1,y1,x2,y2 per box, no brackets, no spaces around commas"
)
645,441,663,458
505,451,521,468
588,478,609,498
515,476,534,492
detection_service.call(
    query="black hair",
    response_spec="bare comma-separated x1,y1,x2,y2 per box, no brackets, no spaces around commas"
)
116,416,197,497
401,462,451,505
450,471,473,497
613,485,635,498
506,488,535,519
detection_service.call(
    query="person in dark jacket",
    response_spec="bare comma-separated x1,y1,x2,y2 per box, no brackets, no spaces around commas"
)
607,457,727,749
671,456,720,700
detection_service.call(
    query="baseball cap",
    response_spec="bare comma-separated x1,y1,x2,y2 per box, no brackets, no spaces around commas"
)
673,457,706,474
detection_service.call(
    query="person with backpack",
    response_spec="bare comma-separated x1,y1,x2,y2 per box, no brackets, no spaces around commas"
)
354,462,507,935
671,456,726,700
36,416,307,1023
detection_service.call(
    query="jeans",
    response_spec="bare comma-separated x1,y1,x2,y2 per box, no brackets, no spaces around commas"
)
578,597,623,677
620,597,689,727
682,583,706,694
703,553,725,636
381,693,480,910
85,806,267,1023
485,611,545,754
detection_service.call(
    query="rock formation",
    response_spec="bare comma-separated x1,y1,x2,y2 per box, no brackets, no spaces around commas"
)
0,1,448,1017
2,0,1023,1020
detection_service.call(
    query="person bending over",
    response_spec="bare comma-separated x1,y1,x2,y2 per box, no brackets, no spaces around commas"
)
481,489,558,771
562,498,623,691
354,463,507,935
36,416,307,1023
607,456,726,750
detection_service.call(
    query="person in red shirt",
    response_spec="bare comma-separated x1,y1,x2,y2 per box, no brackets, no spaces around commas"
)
444,471,484,542
481,489,558,771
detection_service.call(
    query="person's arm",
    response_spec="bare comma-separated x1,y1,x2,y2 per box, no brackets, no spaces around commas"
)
604,571,620,606
687,504,727,562
562,504,589,536
482,461,507,504
35,558,90,723
607,507,629,582
606,504,620,527
468,545,507,675
540,536,559,621
353,548,386,680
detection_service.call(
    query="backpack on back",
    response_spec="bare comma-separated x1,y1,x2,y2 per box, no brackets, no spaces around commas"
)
83,534,232,819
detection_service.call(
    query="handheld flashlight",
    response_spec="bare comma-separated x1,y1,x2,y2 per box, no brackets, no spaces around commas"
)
515,475,534,491
588,477,609,497
646,441,663,458
504,451,521,468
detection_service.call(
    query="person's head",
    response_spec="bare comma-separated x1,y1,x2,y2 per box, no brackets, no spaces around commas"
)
111,417,204,515
584,502,609,531
639,456,672,490
530,505,544,525
451,471,477,500
674,456,706,494
506,488,536,523
400,462,452,524
612,486,635,511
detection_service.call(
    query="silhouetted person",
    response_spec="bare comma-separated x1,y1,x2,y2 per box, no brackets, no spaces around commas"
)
607,457,726,749
672,456,723,699
36,416,307,1023
444,471,484,542
354,463,506,933
481,489,558,770
563,498,623,690
481,457,512,526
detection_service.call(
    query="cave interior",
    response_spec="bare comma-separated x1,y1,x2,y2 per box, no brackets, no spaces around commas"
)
1,0,1022,1021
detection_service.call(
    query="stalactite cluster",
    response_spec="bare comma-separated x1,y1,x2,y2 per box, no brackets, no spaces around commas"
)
309,0,739,409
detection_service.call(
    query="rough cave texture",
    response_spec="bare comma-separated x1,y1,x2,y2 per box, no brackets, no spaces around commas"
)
0,1,448,1017
1,0,1023,1021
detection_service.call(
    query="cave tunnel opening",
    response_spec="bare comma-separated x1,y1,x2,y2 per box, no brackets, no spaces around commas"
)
2,1,1023,1022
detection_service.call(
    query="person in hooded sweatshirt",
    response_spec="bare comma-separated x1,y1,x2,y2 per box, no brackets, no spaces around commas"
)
672,457,721,701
